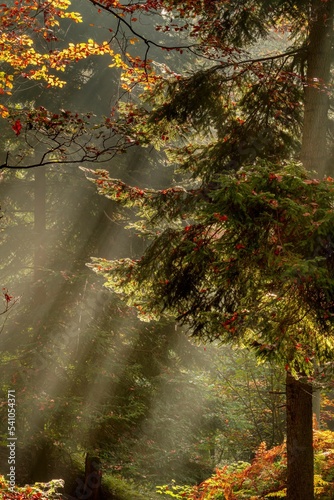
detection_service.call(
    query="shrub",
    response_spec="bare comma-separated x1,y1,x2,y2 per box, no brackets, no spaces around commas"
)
0,476,64,499
157,428,334,499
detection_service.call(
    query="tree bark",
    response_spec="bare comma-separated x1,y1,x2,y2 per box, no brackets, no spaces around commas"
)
286,373,314,500
84,454,102,500
33,167,47,289
312,388,321,429
288,3,334,498
300,0,334,177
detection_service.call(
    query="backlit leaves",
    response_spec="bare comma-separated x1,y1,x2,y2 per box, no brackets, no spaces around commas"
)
0,1,151,94
88,163,334,376
0,475,64,498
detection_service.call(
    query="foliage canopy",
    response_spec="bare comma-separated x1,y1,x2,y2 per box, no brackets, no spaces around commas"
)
87,163,334,377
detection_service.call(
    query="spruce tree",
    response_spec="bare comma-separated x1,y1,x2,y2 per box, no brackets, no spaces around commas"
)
85,1,334,499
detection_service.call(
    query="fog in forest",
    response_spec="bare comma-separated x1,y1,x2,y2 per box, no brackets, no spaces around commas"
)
0,2,288,498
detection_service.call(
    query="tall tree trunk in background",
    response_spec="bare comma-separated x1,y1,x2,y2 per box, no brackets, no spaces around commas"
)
287,1,334,499
30,167,49,482
33,168,47,296
301,0,333,177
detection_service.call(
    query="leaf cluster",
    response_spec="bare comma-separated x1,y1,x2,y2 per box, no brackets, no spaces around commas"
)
0,476,64,499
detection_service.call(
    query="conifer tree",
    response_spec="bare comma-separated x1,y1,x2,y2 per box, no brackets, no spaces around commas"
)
85,1,334,499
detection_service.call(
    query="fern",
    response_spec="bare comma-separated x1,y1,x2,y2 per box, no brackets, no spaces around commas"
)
160,428,334,499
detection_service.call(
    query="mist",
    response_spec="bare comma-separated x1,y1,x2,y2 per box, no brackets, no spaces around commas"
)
0,2,287,499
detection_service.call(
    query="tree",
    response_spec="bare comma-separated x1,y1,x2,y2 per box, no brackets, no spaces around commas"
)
82,2,334,499
88,163,334,496
0,0,148,171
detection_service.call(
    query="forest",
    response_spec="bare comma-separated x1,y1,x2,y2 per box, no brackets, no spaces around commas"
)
1,1,334,499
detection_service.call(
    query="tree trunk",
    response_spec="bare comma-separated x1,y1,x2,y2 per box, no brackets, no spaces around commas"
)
83,454,102,500
288,3,334,498
312,388,321,429
286,373,314,500
27,168,49,482
33,167,47,296
300,0,334,177
312,363,321,429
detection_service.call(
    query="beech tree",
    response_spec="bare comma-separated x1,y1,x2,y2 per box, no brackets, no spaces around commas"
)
82,2,334,500
0,0,152,171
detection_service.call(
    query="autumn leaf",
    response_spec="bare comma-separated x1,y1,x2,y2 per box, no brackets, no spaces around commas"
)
12,119,22,136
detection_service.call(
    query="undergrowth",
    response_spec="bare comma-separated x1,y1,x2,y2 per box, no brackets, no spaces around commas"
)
157,428,334,499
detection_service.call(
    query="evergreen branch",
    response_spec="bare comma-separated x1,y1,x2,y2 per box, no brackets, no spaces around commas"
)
207,47,303,75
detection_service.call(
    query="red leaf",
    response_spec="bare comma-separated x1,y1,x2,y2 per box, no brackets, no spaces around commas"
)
12,119,22,136
214,213,228,221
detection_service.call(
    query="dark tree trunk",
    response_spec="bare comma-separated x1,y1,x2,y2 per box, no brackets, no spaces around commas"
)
286,373,314,500
301,0,334,177
83,454,102,500
29,445,49,483
290,3,334,497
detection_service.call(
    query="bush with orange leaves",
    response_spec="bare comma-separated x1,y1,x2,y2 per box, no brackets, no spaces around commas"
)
157,427,334,499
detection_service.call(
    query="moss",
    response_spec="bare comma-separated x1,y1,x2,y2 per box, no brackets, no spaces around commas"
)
102,474,158,500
